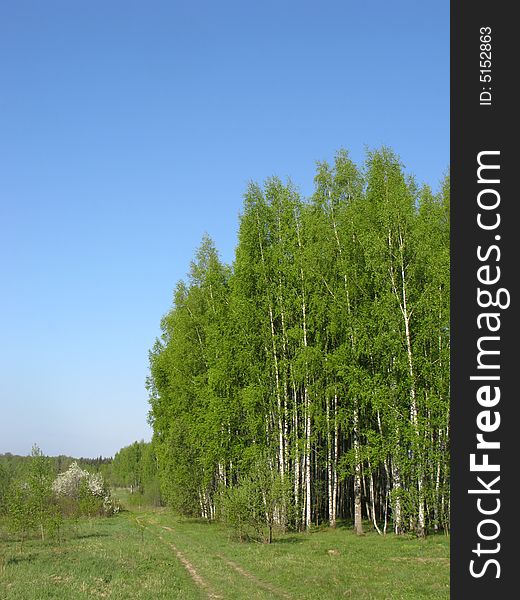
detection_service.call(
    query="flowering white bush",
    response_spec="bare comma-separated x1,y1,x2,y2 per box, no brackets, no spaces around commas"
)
103,495,120,515
87,472,105,497
52,462,104,499
52,462,119,515
52,462,90,499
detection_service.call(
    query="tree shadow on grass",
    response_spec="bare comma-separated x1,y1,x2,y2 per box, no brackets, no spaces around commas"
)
73,532,109,540
4,553,37,565
330,519,355,530
272,535,307,545
181,517,213,525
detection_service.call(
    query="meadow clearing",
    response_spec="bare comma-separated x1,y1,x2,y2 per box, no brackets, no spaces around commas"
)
0,502,449,600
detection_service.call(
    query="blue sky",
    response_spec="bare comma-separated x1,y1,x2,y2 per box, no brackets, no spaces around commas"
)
0,1,449,458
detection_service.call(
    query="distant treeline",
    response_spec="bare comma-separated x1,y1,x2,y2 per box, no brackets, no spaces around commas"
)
0,451,110,516
0,446,119,545
0,453,111,485
111,441,162,506
147,148,450,537
0,443,161,512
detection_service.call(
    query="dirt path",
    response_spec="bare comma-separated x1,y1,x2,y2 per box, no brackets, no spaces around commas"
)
135,517,222,599
159,528,223,599
160,523,293,600
139,515,293,600
215,554,293,600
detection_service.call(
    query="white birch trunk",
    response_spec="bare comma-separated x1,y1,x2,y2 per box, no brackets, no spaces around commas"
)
388,227,425,537
331,393,338,528
353,403,363,535
368,461,382,535
326,397,334,528
391,459,403,534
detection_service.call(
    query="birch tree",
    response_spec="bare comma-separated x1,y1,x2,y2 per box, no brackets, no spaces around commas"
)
146,147,450,537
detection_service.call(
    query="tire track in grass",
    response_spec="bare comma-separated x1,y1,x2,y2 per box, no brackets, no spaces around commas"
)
158,531,223,599
135,516,222,599
152,519,293,599
215,554,294,600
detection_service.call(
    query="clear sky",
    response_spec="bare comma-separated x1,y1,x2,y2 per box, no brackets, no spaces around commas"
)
0,1,449,458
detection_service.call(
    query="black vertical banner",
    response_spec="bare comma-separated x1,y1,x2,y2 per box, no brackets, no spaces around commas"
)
451,1,517,597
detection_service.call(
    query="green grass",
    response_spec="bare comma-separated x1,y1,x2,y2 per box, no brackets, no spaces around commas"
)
0,508,449,599
0,514,204,599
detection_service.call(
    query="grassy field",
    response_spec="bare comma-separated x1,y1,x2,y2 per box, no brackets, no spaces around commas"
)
0,505,449,599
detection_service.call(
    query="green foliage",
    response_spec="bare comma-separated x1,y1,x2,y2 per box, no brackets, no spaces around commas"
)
219,456,291,542
5,481,34,545
78,479,103,518
0,463,9,513
111,441,162,507
147,147,450,537
5,446,63,544
0,452,111,482
1,446,122,547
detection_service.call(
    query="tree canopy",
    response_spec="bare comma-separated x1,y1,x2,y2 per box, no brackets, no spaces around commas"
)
147,148,450,536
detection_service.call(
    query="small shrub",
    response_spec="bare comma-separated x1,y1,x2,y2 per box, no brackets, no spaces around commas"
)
219,457,291,543
5,446,62,545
